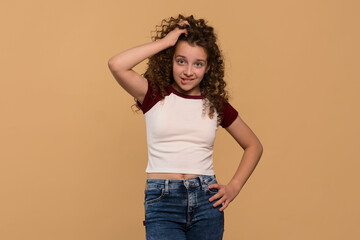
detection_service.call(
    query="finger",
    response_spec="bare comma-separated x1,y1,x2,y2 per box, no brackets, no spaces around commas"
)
208,183,219,189
219,200,229,212
213,196,226,208
177,20,190,27
169,28,187,39
208,192,222,202
174,28,187,35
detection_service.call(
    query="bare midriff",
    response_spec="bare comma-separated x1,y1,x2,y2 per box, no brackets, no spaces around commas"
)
147,173,200,180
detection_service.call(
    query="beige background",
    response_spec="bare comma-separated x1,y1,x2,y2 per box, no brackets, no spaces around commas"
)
1,0,359,239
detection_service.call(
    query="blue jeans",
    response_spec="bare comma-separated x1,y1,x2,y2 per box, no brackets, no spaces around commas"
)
144,175,224,240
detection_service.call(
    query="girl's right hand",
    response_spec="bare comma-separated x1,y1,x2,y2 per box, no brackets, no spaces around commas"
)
162,21,189,47
108,21,189,104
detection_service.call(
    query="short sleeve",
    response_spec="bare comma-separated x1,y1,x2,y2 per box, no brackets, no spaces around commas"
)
220,102,238,128
136,80,162,114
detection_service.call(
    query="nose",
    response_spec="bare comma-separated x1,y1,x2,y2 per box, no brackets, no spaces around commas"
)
183,65,193,77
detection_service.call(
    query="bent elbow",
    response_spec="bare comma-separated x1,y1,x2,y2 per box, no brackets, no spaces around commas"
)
107,58,126,78
256,141,264,158
107,58,117,70
259,143,264,156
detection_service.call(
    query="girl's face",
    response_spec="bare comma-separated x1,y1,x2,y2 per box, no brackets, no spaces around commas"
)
172,41,209,96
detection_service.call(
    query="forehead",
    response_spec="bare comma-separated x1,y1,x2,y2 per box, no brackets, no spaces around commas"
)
174,41,208,60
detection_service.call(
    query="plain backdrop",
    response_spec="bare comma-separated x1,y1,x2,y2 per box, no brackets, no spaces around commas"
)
1,0,359,239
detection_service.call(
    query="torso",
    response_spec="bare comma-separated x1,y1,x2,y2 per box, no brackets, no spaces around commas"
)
147,173,200,180
139,83,238,178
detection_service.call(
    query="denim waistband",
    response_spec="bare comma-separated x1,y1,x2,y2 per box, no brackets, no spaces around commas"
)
145,175,216,191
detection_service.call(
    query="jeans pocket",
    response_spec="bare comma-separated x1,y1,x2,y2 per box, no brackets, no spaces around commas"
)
207,187,219,195
204,177,218,194
145,188,166,205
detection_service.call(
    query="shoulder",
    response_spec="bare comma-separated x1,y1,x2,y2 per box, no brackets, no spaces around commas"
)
220,99,239,128
136,79,169,114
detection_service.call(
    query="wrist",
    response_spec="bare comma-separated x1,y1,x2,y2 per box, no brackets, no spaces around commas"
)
157,37,173,49
228,179,243,192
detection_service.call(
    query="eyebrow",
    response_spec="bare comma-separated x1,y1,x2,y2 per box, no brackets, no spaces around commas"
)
175,55,207,62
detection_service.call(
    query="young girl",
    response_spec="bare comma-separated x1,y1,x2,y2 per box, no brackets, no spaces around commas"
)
108,15,263,240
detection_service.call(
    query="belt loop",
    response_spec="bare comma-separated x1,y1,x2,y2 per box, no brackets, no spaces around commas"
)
198,175,205,190
164,179,169,194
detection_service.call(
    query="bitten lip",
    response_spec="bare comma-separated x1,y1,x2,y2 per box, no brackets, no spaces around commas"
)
181,77,194,81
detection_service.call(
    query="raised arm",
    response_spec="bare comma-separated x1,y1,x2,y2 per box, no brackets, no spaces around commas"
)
107,24,188,104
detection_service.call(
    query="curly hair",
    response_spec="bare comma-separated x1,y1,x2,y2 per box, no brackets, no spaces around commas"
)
140,14,229,125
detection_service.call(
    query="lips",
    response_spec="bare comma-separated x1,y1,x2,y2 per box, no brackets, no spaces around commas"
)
181,78,194,84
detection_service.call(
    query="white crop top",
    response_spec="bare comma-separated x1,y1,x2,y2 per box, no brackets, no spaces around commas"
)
137,81,238,175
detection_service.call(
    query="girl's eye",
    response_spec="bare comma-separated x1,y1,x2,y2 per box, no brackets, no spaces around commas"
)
195,62,203,67
177,59,185,64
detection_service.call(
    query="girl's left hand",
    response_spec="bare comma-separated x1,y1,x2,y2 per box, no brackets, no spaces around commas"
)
208,183,241,211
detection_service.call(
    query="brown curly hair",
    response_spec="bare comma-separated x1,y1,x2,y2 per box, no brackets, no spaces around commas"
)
140,14,229,125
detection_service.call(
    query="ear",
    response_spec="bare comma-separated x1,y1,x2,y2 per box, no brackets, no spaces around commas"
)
205,65,210,73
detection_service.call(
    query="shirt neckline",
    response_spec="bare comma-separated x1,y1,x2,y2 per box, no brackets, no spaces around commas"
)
167,85,204,99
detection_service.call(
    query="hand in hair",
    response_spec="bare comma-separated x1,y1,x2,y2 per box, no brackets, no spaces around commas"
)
162,20,189,47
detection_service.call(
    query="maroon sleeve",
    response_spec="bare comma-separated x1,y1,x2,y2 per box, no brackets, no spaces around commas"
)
136,80,162,114
220,102,238,128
